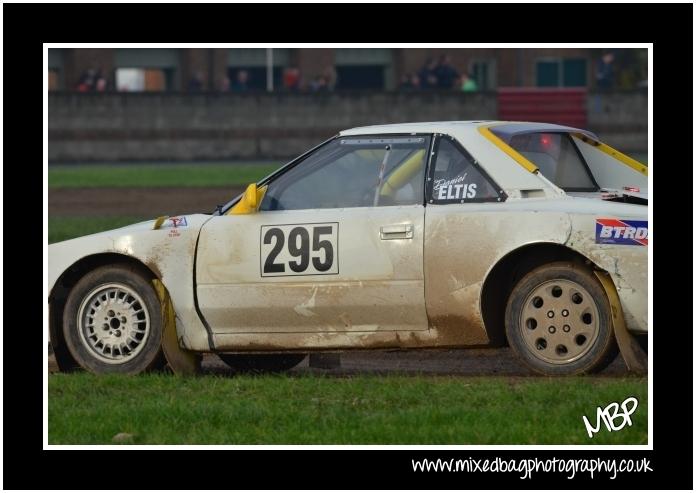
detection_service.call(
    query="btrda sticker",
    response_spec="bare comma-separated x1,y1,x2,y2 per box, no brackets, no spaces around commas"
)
433,174,477,200
595,218,648,246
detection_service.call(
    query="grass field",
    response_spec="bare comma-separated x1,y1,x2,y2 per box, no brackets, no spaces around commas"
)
48,163,281,188
49,216,146,243
48,373,648,445
46,154,648,189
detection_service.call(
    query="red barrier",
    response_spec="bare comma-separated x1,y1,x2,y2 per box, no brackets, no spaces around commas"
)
497,87,587,128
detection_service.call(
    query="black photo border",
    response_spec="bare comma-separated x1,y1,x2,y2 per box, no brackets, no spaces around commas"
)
3,2,692,490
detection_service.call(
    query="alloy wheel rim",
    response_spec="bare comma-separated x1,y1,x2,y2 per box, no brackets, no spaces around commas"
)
77,283,151,364
519,279,600,365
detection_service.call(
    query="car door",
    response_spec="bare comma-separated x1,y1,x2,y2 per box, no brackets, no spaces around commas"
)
195,134,432,337
423,134,508,346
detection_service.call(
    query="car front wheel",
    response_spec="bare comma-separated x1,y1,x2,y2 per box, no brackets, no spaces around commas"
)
505,261,617,376
63,264,166,374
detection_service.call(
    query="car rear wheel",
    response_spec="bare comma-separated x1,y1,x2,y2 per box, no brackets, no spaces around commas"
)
218,354,306,373
505,261,617,376
63,265,166,374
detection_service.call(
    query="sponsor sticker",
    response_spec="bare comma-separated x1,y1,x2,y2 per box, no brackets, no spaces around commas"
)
595,218,648,246
167,216,188,228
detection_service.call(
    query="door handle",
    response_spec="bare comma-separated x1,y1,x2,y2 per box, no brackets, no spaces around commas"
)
380,224,414,240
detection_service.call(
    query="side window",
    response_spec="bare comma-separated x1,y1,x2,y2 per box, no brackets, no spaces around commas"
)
260,136,430,211
508,133,598,191
429,137,503,203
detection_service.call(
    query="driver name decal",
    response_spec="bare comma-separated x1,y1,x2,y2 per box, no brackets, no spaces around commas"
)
433,174,477,200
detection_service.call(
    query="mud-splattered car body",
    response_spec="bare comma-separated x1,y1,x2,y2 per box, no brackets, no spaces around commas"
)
48,121,648,372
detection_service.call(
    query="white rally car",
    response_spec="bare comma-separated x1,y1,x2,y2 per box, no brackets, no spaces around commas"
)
48,121,648,376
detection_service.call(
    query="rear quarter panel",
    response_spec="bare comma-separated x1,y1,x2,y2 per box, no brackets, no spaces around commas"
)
424,202,572,346
565,212,648,332
423,198,648,347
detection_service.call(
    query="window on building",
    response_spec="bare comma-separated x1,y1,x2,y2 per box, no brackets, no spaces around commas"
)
260,136,430,211
562,59,587,87
334,49,393,90
508,132,598,191
429,137,502,203
469,59,497,90
48,48,64,91
228,48,290,91
115,68,174,92
536,58,587,87
335,65,385,90
114,49,179,91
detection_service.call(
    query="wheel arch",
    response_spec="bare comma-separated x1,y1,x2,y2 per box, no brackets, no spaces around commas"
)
480,242,604,347
49,253,160,371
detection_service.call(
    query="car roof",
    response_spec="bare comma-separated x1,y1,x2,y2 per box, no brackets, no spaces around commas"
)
340,121,599,196
339,120,597,139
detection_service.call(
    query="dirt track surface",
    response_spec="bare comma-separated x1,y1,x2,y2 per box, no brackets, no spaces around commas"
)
49,187,245,216
206,349,629,377
49,348,629,376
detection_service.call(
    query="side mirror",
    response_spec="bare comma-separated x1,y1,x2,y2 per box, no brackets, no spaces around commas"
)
243,183,258,210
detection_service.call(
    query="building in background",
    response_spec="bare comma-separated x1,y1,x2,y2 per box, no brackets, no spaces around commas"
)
48,47,648,163
47,47,648,92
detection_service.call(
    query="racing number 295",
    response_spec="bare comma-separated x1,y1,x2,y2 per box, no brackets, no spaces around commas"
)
261,223,339,277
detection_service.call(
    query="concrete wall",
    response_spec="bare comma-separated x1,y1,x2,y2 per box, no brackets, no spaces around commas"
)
586,91,648,153
48,91,646,162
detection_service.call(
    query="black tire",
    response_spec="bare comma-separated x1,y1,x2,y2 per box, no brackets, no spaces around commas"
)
218,353,306,373
63,264,166,374
505,261,617,376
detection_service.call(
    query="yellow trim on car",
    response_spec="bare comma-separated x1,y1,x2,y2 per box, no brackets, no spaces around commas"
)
572,133,648,176
152,216,168,230
228,184,268,215
478,124,539,173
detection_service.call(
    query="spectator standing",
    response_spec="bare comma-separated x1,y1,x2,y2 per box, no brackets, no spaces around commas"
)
309,75,328,92
282,67,300,91
94,68,107,92
218,76,231,92
188,71,205,92
593,51,615,113
76,68,96,92
595,52,615,90
231,69,250,92
418,58,439,89
399,73,421,91
459,73,478,92
95,76,107,92
435,55,459,89
409,73,421,90
322,66,337,91
399,73,413,90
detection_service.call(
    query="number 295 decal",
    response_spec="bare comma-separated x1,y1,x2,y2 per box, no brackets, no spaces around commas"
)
260,223,339,277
